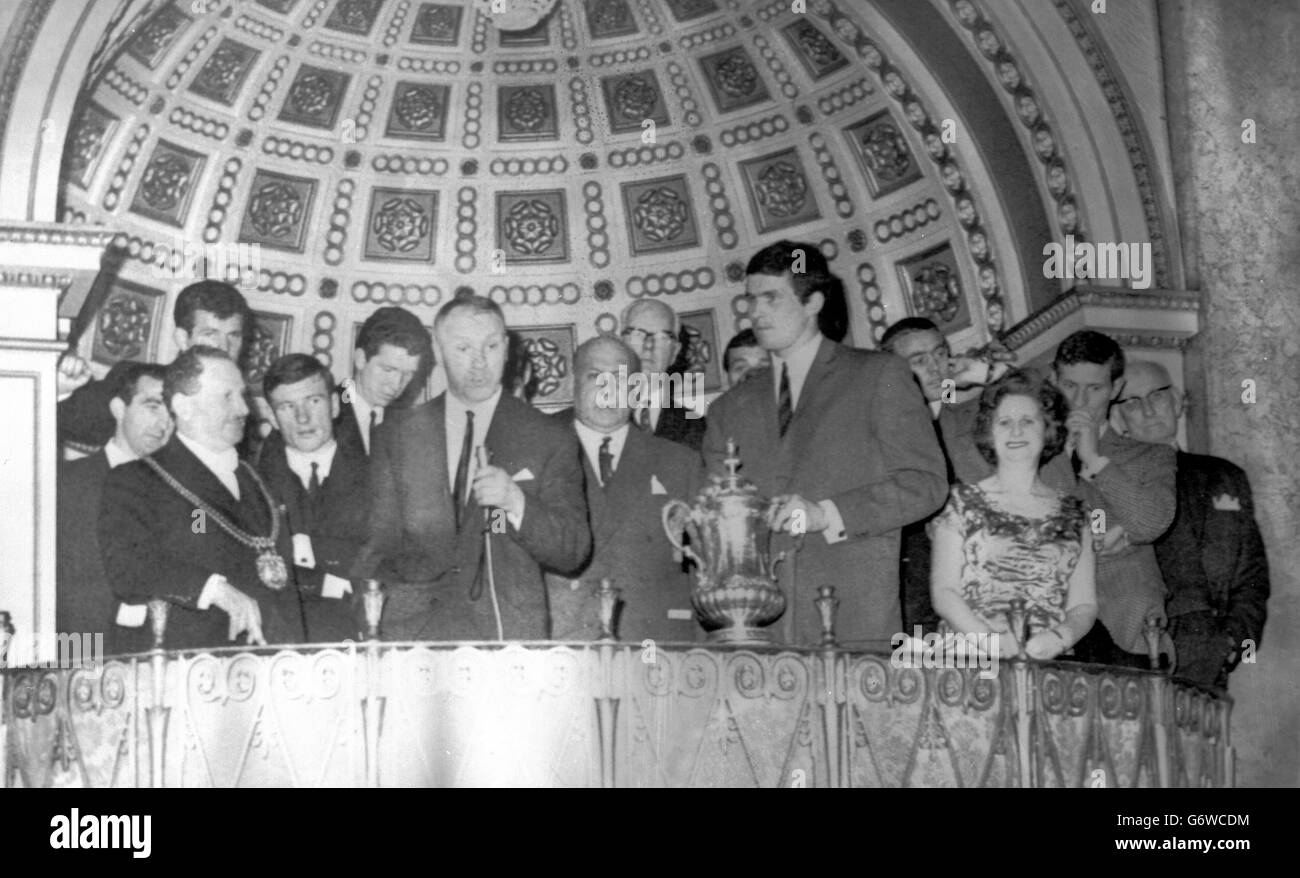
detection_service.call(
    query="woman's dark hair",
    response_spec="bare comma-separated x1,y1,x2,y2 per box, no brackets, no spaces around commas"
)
973,368,1070,466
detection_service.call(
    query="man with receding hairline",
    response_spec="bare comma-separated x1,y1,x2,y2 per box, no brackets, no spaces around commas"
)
548,335,704,641
619,298,706,450
351,291,591,640
99,346,304,650
1115,360,1269,688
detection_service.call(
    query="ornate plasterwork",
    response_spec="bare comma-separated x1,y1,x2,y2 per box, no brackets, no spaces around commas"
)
1051,0,1172,289
943,0,1086,247
0,0,54,175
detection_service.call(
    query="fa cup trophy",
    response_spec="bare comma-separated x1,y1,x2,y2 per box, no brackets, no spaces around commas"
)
662,441,786,644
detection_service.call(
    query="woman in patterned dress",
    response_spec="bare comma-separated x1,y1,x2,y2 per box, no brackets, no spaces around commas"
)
930,369,1097,660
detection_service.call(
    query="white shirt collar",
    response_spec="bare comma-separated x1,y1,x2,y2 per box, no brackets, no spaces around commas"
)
104,437,137,468
176,431,240,498
770,331,824,410
928,399,944,420
574,420,630,485
285,439,338,490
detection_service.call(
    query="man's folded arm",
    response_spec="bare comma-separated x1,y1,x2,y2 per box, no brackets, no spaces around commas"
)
833,357,949,539
1090,442,1176,543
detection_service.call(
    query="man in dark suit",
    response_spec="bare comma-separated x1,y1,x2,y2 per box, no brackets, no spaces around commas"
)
351,292,592,640
547,336,704,642
57,362,170,653
58,280,252,456
1115,360,1269,688
702,241,949,648
881,317,1005,634
99,347,304,651
619,299,706,451
257,354,369,642
1040,331,1176,667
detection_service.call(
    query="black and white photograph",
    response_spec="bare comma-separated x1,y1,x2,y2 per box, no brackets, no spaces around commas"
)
0,0,1294,830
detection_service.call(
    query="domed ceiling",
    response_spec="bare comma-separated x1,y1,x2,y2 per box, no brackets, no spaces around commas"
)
60,0,1025,408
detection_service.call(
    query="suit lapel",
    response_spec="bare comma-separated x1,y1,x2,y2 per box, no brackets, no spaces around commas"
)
158,439,249,528
600,427,650,543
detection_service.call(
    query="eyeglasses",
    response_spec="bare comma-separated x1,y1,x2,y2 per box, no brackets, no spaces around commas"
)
620,327,677,349
1116,384,1174,412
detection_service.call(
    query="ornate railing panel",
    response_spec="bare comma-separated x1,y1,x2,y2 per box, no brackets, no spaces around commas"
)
1,644,1232,788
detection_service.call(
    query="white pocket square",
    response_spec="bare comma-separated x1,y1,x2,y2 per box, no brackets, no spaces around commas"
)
650,475,667,495
512,468,535,482
1212,494,1241,511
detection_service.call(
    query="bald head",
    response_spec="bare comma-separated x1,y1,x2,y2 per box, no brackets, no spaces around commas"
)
1116,360,1182,445
620,299,680,374
575,335,642,433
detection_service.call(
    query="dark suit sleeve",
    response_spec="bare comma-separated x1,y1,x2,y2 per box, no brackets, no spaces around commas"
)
98,465,214,607
831,355,948,537
1222,464,1270,649
348,420,402,580
1091,441,1176,543
58,378,117,448
513,428,592,576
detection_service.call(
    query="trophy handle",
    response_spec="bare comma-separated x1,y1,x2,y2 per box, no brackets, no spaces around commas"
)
662,500,703,567
770,550,787,583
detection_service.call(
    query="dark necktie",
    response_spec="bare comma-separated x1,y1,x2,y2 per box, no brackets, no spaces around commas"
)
453,410,475,528
637,407,651,432
777,363,793,437
1070,449,1082,479
598,436,614,487
300,462,321,532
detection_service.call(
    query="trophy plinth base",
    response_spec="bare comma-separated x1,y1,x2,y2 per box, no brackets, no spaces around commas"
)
705,624,778,646
693,579,787,647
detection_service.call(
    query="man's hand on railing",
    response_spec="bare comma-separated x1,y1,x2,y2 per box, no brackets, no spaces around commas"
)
205,577,267,646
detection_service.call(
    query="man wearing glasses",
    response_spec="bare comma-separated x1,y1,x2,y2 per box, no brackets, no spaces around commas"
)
618,299,706,451
1114,361,1269,688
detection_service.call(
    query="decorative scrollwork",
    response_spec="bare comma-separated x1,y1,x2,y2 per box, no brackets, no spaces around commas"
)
285,72,336,119
937,668,966,707
894,666,923,705
643,651,673,696
856,656,889,702
730,653,765,698
1098,675,1121,719
393,84,443,131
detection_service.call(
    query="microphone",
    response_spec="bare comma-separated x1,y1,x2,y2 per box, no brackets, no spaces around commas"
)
475,445,504,640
